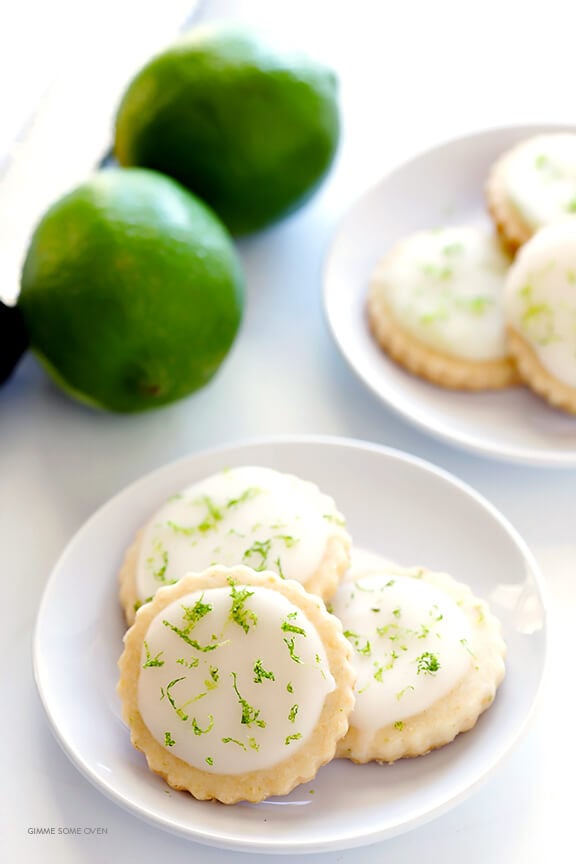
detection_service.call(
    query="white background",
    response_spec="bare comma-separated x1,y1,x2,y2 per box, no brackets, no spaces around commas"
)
1,0,575,861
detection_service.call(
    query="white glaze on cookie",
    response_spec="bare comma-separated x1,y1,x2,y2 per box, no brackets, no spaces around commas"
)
371,227,510,360
137,584,335,773
136,467,345,606
505,219,576,388
331,568,472,730
503,134,576,230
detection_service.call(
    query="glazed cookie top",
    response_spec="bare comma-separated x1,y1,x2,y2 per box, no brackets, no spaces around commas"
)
137,579,336,774
136,466,346,606
331,564,472,730
370,227,510,360
499,134,576,230
505,219,576,388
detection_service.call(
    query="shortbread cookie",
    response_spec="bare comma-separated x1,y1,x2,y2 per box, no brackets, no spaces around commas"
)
119,465,350,624
118,565,355,803
332,558,506,763
487,133,576,252
505,219,576,413
367,226,518,390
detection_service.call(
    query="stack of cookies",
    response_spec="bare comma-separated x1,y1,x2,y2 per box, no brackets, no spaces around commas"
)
367,132,576,414
117,465,506,803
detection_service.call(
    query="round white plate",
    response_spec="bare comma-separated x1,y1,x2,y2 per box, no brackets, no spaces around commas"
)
324,124,576,466
34,436,546,853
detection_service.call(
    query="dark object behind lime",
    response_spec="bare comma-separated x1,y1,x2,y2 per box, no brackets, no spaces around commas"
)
0,300,29,385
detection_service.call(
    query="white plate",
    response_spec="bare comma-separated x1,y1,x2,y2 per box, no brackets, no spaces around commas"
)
34,436,546,853
324,124,576,466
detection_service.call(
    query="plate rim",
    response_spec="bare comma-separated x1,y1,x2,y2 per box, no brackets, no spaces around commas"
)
322,122,576,467
33,433,548,853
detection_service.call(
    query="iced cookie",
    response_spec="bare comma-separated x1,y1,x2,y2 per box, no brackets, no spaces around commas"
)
367,226,518,390
331,559,506,763
505,219,576,413
487,133,576,251
118,565,355,803
119,465,350,624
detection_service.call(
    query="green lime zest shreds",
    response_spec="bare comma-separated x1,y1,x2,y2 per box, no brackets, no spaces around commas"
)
142,640,164,668
228,579,258,633
231,671,266,728
416,651,441,675
253,659,275,683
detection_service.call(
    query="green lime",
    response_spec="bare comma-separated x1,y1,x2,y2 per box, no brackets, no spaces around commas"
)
18,168,244,412
114,25,340,235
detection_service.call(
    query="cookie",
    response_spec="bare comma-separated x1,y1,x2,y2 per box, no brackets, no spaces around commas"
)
118,565,355,803
505,218,576,413
367,226,518,390
119,465,350,624
487,133,576,252
331,558,506,764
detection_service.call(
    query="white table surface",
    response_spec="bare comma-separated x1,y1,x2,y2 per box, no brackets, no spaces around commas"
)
1,0,575,861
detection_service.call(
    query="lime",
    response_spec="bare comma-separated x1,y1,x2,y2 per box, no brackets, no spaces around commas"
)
114,25,340,235
18,168,244,412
